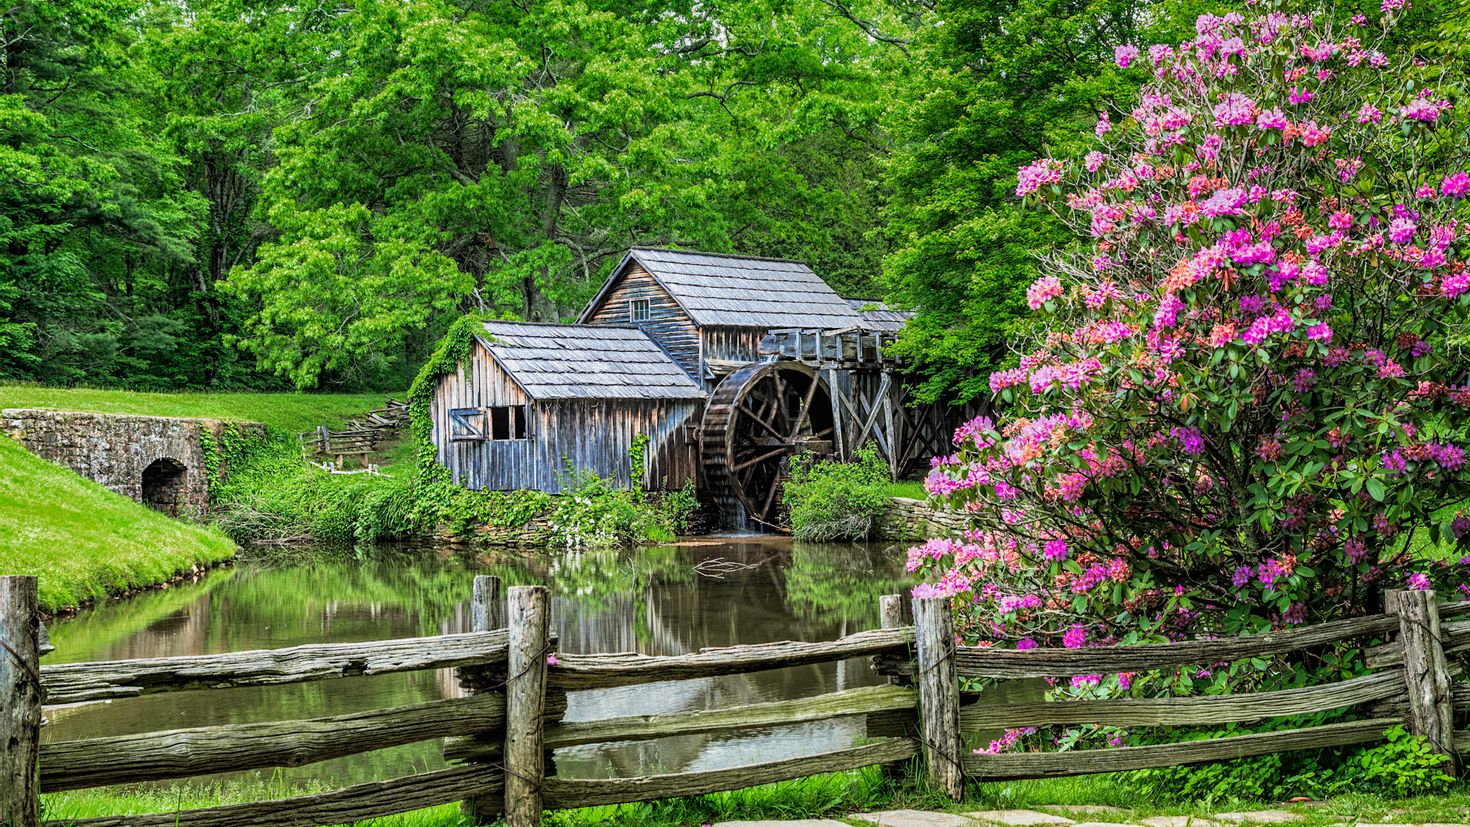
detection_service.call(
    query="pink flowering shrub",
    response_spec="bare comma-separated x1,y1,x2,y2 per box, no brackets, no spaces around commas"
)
913,9,1470,695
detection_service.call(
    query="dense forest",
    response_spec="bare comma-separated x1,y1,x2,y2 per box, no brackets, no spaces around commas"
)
1,0,1461,398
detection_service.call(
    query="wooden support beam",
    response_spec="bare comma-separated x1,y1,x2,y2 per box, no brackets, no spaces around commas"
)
503,586,550,827
914,595,964,800
827,365,847,461
1391,589,1457,774
1,575,41,827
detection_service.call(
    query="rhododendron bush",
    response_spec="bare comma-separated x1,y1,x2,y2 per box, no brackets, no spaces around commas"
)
912,7,1470,684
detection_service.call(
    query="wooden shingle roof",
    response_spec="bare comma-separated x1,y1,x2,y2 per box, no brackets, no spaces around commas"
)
845,298,912,332
583,248,864,329
478,321,705,401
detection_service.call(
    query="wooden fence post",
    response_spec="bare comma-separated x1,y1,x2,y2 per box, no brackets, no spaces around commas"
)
913,594,964,800
875,594,916,783
472,575,503,635
1,576,42,827
503,585,550,827
1390,588,1457,774
461,575,502,823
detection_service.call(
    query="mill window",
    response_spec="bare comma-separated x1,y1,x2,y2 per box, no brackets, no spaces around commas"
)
488,405,528,440
630,299,651,323
448,408,485,442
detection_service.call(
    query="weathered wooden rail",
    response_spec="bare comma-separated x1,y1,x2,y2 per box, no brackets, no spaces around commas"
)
1,575,1465,827
298,398,408,466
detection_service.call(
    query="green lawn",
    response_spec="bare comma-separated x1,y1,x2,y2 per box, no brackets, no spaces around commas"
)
0,385,391,433
0,435,237,612
887,480,929,500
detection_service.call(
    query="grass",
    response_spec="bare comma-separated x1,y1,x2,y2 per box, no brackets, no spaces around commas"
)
887,480,929,500
41,767,948,827
42,782,470,827
0,384,390,433
0,435,237,612
41,769,1470,826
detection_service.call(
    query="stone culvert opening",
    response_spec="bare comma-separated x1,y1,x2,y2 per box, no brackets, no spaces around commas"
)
141,458,188,516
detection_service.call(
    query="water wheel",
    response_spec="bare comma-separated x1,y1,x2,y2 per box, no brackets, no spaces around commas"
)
701,362,836,529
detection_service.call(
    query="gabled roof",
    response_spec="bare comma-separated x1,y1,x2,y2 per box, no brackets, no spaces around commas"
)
845,298,913,333
580,248,864,329
477,321,705,401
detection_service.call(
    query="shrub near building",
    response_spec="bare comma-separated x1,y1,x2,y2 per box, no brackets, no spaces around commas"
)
784,447,894,542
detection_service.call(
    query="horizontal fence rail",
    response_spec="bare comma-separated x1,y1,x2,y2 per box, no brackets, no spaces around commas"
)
3,575,1466,827
40,692,506,792
951,614,1400,679
1366,617,1470,669
41,629,513,704
958,671,1406,730
542,738,919,809
546,626,913,690
962,718,1398,780
544,683,914,748
62,765,503,827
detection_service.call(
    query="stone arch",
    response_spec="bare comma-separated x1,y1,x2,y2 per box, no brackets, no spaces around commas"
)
141,457,188,516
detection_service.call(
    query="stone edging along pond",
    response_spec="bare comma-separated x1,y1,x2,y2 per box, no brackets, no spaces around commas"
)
878,497,965,541
404,496,956,547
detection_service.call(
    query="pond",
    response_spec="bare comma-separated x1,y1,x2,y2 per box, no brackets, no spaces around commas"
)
44,535,1019,792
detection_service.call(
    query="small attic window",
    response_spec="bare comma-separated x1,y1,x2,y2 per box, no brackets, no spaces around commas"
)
630,299,651,323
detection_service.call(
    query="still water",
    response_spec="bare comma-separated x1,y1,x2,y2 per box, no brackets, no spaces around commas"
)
44,536,926,790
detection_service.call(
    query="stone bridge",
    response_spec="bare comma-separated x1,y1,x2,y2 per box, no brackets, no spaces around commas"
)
1,409,265,517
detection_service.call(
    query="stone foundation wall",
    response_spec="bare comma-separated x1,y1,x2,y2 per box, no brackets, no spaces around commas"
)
1,409,265,517
878,496,967,541
416,518,555,548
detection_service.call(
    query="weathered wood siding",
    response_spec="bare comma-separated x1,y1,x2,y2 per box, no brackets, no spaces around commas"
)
533,399,700,492
700,326,767,388
585,264,701,380
429,341,699,493
431,342,532,491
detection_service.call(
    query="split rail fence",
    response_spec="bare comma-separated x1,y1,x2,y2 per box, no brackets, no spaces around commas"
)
1,574,1466,827
298,398,409,467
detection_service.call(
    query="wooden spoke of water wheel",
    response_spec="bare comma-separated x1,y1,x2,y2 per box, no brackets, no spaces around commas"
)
701,362,836,529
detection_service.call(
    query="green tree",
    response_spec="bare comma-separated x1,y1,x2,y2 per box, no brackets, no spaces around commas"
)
223,0,907,388
0,0,205,385
879,0,1212,403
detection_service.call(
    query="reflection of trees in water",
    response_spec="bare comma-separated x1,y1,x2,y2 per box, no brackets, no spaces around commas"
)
784,541,912,625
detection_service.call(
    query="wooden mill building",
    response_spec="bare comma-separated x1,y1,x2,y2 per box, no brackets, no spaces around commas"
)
427,248,949,527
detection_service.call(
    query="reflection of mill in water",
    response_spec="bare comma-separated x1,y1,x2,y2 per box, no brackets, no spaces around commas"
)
547,540,879,780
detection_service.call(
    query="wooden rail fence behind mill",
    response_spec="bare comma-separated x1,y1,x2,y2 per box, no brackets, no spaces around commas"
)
2,575,1468,827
